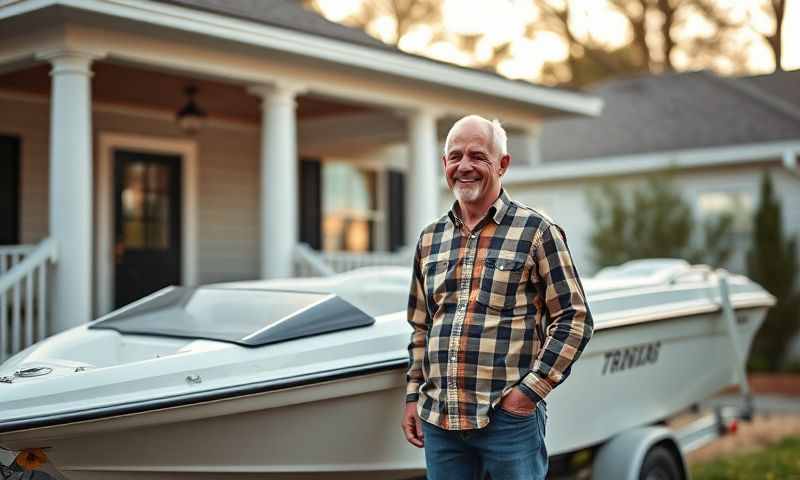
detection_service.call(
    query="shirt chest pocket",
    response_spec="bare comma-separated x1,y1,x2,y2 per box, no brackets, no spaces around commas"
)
476,253,529,311
423,259,453,311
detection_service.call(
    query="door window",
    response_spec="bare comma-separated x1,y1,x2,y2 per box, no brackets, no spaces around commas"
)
120,161,172,249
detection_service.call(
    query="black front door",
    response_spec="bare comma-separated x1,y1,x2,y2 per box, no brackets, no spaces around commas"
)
0,135,20,245
114,150,182,308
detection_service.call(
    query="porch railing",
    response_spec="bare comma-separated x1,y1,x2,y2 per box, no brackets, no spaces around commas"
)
293,243,412,277
0,238,58,362
293,243,336,277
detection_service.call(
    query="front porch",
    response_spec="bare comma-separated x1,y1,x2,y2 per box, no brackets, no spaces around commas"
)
0,56,446,361
0,0,595,363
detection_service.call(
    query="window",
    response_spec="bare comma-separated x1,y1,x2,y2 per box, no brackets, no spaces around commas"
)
120,161,172,249
696,191,754,234
322,163,381,252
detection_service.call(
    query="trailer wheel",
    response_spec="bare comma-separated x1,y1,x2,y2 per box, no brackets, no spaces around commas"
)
639,445,683,480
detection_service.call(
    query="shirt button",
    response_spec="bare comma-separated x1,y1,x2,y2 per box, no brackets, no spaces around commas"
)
470,234,476,239
451,356,457,361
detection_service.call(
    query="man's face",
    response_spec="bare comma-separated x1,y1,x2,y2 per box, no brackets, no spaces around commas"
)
443,119,509,205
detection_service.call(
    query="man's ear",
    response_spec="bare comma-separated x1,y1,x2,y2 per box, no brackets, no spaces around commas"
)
441,154,447,170
499,154,511,176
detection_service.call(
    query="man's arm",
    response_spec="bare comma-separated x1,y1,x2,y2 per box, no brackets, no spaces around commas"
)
517,223,594,405
402,240,429,448
405,240,430,403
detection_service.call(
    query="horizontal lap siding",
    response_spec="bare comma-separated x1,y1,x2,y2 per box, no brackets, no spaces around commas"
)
506,163,800,276
0,97,49,245
196,127,260,283
1,94,262,286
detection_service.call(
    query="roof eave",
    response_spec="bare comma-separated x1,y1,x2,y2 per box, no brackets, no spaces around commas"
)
504,139,800,184
0,0,603,117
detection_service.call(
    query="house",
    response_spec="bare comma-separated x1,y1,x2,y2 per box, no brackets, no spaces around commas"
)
501,69,800,362
0,0,601,361
503,69,800,277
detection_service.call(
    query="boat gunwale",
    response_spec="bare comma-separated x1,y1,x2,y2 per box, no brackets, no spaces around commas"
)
0,357,409,435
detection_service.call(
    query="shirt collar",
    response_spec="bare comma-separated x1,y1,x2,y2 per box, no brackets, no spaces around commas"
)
447,189,513,228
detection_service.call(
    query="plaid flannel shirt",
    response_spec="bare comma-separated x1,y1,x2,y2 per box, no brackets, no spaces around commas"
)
405,189,593,430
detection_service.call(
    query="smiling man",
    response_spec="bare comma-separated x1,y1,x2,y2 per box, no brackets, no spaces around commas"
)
400,115,594,480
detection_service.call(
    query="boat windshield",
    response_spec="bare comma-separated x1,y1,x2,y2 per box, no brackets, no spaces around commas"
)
89,286,375,347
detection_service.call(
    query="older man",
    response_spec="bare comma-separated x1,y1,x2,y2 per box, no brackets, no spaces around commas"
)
400,115,593,480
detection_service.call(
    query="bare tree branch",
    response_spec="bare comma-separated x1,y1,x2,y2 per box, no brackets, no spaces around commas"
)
766,0,786,70
306,0,787,87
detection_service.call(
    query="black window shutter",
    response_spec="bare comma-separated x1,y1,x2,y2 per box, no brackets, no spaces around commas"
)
299,158,322,250
0,135,20,245
387,170,406,252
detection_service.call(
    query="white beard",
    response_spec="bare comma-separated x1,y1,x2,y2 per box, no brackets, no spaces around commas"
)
453,181,482,203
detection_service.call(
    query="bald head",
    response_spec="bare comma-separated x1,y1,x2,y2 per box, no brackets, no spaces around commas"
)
442,114,511,209
444,115,508,158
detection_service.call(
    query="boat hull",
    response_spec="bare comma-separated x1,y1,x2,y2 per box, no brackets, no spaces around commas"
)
1,306,765,480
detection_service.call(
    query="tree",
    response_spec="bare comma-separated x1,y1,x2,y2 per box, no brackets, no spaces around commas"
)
303,0,442,48
304,0,790,87
532,0,756,87
587,173,734,269
747,172,800,371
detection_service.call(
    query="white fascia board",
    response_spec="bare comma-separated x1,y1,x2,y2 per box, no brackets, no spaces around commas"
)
0,0,52,16
0,0,602,117
504,140,800,185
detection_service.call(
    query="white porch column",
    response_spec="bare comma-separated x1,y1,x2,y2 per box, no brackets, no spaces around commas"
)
36,48,103,334
519,124,542,165
249,83,305,279
406,109,440,247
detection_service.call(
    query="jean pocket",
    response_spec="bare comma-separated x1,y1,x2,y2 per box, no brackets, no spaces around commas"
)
536,402,547,436
496,404,536,421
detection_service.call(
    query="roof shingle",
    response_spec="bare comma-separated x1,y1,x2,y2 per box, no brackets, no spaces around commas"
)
540,70,800,162
151,0,393,50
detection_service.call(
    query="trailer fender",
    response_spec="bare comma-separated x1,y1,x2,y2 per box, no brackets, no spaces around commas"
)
591,425,688,480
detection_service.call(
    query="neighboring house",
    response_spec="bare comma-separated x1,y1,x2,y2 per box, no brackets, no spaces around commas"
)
502,69,800,362
504,69,800,277
0,0,600,360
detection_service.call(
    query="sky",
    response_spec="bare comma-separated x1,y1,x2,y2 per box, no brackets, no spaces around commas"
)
314,0,799,82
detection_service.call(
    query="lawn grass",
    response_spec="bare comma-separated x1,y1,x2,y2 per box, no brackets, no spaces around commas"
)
690,435,800,480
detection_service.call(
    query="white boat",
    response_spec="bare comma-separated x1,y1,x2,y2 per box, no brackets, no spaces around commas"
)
0,260,774,480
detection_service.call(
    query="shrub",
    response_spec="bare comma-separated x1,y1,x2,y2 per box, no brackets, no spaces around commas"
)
746,172,800,371
587,173,733,269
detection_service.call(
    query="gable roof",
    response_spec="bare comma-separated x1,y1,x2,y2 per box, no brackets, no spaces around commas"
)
151,0,392,50
152,0,587,99
108,0,600,117
539,69,800,162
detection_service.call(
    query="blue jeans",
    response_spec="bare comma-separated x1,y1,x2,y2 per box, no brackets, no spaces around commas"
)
421,400,548,480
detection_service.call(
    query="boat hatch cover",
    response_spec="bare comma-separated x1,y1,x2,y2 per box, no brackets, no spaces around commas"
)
89,286,375,347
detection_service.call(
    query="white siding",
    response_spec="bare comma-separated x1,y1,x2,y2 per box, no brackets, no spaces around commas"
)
505,164,800,276
505,178,613,276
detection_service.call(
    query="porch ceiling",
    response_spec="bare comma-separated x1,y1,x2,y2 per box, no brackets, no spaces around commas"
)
0,60,375,124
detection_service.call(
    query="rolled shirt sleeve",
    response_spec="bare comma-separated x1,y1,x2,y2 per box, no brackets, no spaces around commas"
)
518,223,594,405
405,240,430,403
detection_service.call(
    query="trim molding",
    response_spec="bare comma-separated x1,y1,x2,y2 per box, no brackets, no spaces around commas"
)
95,131,198,316
505,140,800,184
